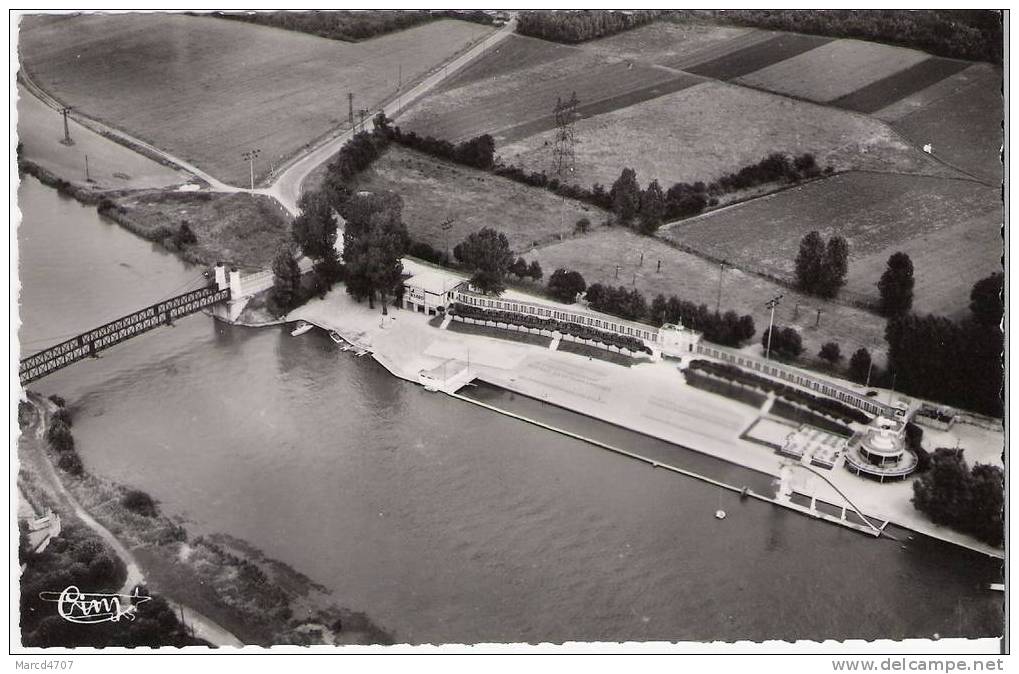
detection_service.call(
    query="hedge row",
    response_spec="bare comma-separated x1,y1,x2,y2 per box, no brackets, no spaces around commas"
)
687,359,871,425
449,302,652,354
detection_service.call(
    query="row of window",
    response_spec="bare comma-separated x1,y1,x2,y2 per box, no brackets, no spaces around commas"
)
453,291,658,343
696,345,886,417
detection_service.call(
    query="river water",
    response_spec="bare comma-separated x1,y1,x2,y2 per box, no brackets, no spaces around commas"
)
17,176,1003,645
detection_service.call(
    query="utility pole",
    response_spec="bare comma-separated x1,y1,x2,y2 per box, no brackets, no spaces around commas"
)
865,356,874,388
348,92,354,128
440,216,456,261
764,294,783,360
84,154,91,182
397,64,402,117
59,106,73,145
552,92,578,232
241,149,261,190
815,308,824,328
715,261,727,315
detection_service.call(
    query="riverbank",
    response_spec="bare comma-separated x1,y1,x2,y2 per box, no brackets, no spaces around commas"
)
287,269,1004,559
17,393,394,647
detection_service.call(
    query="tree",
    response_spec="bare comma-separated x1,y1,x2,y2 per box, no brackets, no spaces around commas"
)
547,269,587,304
57,452,83,476
453,228,513,295
912,448,971,528
761,325,803,359
848,347,872,385
46,419,74,453
794,231,826,294
292,191,338,260
509,257,528,280
969,271,1004,327
637,179,665,234
819,341,841,364
171,222,197,248
819,235,849,298
911,449,1003,547
122,490,158,518
609,168,641,223
877,252,914,317
527,260,544,282
270,246,302,312
341,192,408,310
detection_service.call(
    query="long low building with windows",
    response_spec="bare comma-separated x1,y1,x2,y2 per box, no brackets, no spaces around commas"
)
401,274,904,422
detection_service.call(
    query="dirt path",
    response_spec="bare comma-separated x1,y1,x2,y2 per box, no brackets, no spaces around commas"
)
25,399,243,647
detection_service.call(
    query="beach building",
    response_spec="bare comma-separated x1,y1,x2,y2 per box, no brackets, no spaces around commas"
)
843,416,918,482
402,269,461,316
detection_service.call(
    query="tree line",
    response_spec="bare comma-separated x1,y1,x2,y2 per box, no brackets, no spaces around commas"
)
515,10,1002,64
912,447,1003,547
672,9,1002,64
214,9,492,42
516,10,665,43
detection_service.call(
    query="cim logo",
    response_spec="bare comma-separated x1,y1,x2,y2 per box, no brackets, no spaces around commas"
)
40,586,151,624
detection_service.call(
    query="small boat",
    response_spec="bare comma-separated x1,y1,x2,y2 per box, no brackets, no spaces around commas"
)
290,321,313,337
739,486,749,500
989,583,1005,592
355,349,369,357
715,510,726,520
329,331,343,344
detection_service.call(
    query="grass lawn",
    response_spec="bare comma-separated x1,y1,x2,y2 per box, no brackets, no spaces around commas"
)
110,191,292,271
353,145,607,253
443,319,553,348
523,226,892,369
18,14,492,186
500,80,953,190
663,171,1001,317
735,38,930,103
17,84,188,190
557,340,638,367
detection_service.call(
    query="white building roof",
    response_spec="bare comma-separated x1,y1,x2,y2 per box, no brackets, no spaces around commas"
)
404,269,462,296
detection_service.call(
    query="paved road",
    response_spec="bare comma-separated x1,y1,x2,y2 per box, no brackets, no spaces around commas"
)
21,17,517,217
264,16,518,216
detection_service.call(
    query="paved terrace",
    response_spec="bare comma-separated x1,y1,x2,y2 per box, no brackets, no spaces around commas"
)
288,263,1003,558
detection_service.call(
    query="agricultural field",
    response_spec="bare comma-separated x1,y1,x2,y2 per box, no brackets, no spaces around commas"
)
582,21,754,68
17,84,188,191
18,13,492,186
831,57,971,113
735,39,930,103
661,172,1001,317
352,145,605,253
682,32,832,80
882,64,1003,184
436,34,576,91
500,80,953,190
522,227,891,367
400,43,702,145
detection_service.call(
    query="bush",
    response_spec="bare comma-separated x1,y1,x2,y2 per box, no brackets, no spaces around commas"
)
407,239,450,267
52,407,72,428
57,452,83,476
48,395,66,407
819,342,842,364
761,326,803,360
121,490,158,518
171,222,198,248
547,269,587,304
46,420,75,453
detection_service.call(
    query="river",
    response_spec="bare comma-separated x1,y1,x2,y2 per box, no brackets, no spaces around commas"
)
17,175,1003,645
